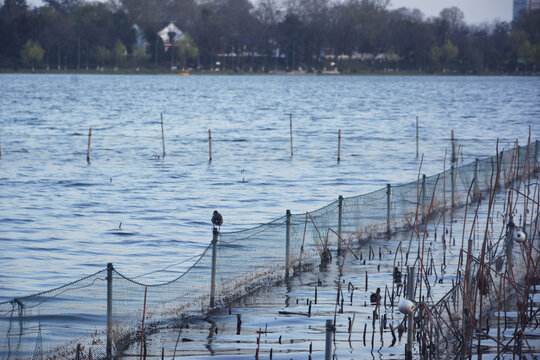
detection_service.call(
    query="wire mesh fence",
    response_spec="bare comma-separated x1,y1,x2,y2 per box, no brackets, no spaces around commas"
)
1,140,538,360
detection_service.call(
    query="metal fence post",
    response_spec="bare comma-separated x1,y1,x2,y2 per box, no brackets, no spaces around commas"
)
405,266,415,360
338,196,343,254
106,262,113,360
386,184,391,235
325,319,334,360
286,210,291,277
210,228,219,308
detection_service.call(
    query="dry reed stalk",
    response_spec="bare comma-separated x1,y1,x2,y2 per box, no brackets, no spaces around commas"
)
306,212,325,252
418,174,440,301
297,213,308,268
443,150,447,267
140,285,148,360
171,320,184,360
473,155,498,355
405,155,424,266
255,328,262,360
348,312,355,343
329,228,359,260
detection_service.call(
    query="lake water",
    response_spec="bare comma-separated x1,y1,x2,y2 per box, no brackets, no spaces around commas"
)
1,74,539,299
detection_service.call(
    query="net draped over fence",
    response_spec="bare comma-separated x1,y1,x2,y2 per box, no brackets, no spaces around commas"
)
1,140,538,360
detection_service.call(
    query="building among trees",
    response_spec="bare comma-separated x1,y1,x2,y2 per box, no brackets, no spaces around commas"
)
514,0,540,20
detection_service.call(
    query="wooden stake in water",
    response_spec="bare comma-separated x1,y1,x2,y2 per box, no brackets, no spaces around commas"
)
140,286,148,360
451,130,456,163
160,113,165,158
285,209,291,278
416,116,419,158
338,195,343,254
325,319,333,360
338,129,341,163
387,184,391,235
106,263,113,360
208,129,212,162
87,127,92,164
210,228,218,307
288,114,293,157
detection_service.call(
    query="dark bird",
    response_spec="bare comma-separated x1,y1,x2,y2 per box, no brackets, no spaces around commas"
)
370,288,381,304
212,210,223,229
393,267,402,284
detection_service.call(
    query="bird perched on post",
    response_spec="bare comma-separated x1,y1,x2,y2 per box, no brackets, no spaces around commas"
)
212,210,223,230
370,288,381,304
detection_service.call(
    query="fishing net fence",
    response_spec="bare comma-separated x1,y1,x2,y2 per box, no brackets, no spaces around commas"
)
1,140,538,360
403,143,540,358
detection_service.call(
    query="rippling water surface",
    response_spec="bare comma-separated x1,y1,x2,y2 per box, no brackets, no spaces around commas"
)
0,74,539,298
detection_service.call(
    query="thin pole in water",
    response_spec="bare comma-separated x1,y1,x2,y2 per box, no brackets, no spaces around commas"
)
106,263,113,360
325,319,334,360
210,228,218,308
416,116,419,158
286,209,291,278
387,184,391,235
405,266,415,360
338,129,341,163
87,127,92,164
338,195,343,254
140,285,147,360
160,113,165,158
535,140,539,171
288,114,293,157
451,130,456,163
208,129,212,162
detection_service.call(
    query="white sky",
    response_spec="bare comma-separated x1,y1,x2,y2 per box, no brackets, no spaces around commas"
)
389,0,513,24
23,0,513,25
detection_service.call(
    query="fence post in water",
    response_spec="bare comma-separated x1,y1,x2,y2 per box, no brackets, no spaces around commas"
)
160,113,165,158
286,210,291,277
87,127,92,164
208,129,212,162
473,158,480,201
405,266,415,360
421,175,426,221
210,228,219,308
338,196,343,254
450,165,455,211
387,184,391,235
535,140,539,171
451,130,456,163
337,129,341,163
106,262,113,360
325,319,334,360
416,116,419,158
289,114,293,157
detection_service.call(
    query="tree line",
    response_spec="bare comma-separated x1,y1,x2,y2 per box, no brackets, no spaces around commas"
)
1,0,539,73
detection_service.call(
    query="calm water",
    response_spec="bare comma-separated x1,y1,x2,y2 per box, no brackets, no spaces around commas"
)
0,74,539,299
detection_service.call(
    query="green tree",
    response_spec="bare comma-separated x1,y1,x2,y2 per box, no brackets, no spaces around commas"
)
176,33,199,68
93,45,110,68
133,45,149,66
114,39,126,68
441,39,459,68
20,39,44,70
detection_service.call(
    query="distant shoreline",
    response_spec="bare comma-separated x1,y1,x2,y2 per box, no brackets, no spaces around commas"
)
0,69,537,76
